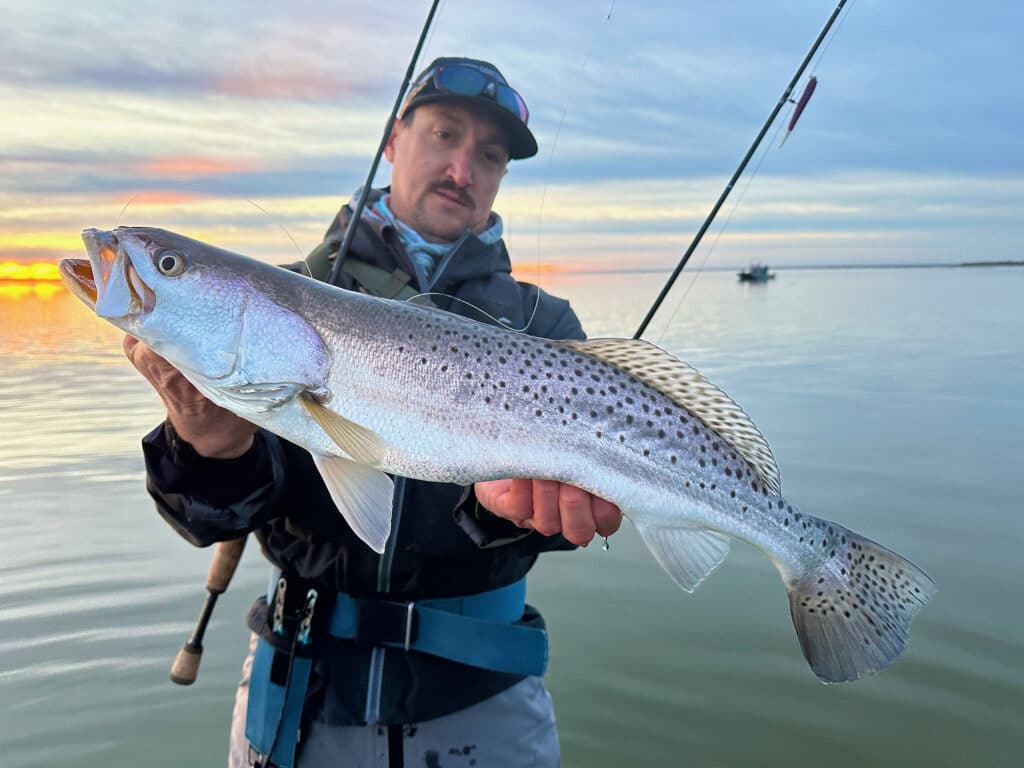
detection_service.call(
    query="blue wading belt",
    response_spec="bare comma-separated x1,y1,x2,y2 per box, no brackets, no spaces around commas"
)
245,571,546,768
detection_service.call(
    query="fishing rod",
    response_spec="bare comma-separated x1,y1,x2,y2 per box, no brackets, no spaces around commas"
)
327,0,443,285
169,0,443,686
169,538,246,685
632,0,849,340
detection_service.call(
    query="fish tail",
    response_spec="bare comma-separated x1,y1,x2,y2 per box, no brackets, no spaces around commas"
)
783,522,936,683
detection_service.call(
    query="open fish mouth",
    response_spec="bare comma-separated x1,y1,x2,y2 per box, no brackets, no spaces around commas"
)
58,258,99,307
60,229,155,317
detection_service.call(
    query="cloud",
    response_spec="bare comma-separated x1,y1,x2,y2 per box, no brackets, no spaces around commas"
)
3,0,1022,275
138,157,255,177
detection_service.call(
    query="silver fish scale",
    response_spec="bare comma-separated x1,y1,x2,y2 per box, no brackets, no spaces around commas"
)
378,303,772,511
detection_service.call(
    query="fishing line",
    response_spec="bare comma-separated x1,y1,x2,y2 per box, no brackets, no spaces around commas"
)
657,3,856,342
403,290,537,333
326,0,445,286
115,192,139,228
810,0,854,72
408,1,617,336
632,0,852,340
521,1,619,331
654,115,790,341
779,0,855,132
244,198,311,275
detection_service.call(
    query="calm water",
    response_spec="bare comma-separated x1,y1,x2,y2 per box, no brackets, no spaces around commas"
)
1,267,1022,767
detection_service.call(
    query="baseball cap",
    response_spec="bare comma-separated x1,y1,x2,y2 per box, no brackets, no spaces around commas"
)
399,57,538,160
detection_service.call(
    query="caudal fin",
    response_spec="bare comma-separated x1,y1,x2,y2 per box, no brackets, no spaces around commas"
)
785,524,936,683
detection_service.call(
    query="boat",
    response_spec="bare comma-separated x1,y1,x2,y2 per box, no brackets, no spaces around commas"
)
738,263,775,282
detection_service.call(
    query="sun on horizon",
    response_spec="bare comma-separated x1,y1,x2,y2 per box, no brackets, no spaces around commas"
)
0,261,64,282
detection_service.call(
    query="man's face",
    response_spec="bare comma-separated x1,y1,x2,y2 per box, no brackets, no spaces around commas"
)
384,102,510,243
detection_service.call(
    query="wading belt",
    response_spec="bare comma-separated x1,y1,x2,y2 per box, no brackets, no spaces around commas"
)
245,574,547,768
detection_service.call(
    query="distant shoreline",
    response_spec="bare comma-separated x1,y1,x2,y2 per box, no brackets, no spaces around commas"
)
514,260,1024,276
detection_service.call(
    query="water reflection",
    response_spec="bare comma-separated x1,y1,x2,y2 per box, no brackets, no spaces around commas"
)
1,268,1022,768
0,282,125,361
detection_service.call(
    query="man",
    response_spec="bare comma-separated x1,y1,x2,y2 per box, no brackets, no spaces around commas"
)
126,57,622,767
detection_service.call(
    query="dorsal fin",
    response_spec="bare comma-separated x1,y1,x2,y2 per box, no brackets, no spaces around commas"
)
559,338,781,495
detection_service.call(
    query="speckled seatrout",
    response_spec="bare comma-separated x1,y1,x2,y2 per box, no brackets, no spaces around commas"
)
61,227,936,683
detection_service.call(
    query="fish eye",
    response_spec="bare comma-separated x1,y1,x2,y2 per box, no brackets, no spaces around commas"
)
156,250,186,276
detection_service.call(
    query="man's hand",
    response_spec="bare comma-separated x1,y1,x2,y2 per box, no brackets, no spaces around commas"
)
123,335,257,459
474,479,622,547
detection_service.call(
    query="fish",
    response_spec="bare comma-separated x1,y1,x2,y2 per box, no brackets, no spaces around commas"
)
60,226,936,683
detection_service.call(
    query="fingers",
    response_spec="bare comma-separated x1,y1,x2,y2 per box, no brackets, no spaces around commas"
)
592,497,623,538
475,478,623,547
529,480,563,536
122,333,139,358
555,484,597,544
121,334,257,459
474,479,533,524
122,334,186,394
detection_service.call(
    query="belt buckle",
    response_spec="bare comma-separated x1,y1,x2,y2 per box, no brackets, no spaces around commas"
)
404,601,415,651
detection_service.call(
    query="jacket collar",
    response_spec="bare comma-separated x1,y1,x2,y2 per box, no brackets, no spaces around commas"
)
341,188,512,294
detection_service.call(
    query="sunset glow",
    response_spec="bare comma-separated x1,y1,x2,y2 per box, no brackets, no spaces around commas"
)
1,1,1019,278
0,261,63,282
140,156,252,176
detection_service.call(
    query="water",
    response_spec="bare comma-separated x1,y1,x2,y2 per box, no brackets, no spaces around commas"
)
1,267,1022,766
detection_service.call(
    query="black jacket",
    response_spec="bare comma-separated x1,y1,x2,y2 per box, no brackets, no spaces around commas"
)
142,191,585,725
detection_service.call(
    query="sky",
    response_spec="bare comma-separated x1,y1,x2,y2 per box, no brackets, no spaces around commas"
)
1,0,1021,274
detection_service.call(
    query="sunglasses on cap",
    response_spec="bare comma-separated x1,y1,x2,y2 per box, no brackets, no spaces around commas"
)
408,64,530,124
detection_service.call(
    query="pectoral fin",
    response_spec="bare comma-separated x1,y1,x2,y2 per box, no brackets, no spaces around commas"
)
300,394,386,465
310,452,394,553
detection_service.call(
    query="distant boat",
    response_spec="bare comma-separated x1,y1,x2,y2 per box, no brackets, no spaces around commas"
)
738,263,775,282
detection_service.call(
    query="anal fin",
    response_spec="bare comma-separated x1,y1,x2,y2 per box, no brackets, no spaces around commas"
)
635,523,730,593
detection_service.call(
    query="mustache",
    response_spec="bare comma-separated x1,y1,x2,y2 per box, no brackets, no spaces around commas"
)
432,180,473,207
